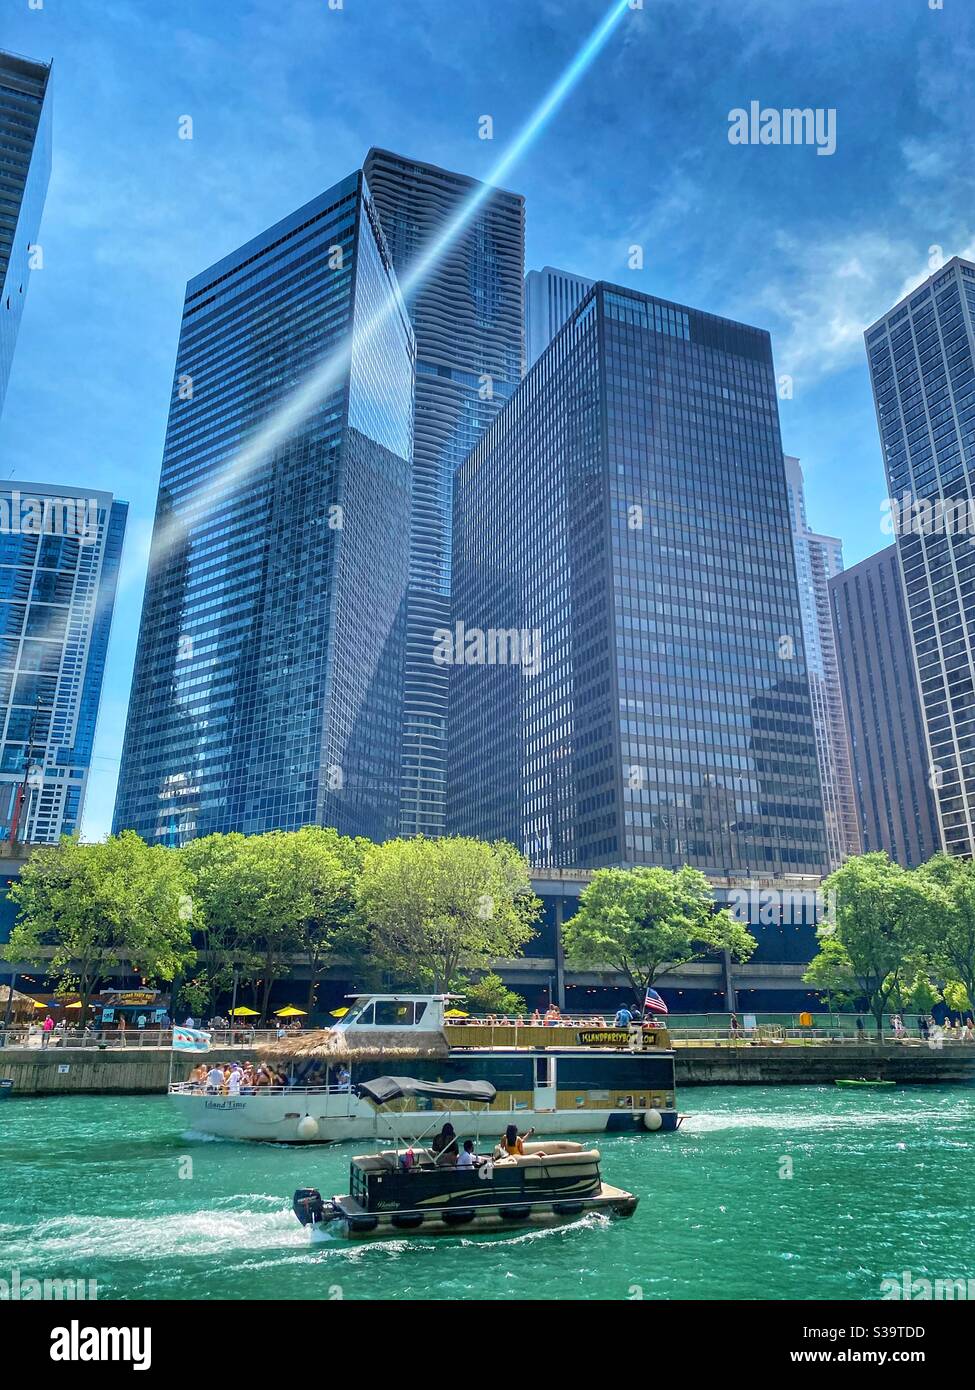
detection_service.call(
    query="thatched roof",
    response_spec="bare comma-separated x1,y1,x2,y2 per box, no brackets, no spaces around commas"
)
262,1027,450,1062
0,985,36,1015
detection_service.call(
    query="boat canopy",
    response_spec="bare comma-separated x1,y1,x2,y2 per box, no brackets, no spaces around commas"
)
357,1076,498,1107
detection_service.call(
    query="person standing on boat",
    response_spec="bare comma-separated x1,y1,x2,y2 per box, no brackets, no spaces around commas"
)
614,1005,633,1028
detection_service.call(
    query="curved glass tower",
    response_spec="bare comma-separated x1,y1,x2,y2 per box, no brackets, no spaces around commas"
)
363,149,524,837
113,171,414,845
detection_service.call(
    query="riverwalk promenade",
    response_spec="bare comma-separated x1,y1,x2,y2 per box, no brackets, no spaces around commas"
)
2,1030,974,1095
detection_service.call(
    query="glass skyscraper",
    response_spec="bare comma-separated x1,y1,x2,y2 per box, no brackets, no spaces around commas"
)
113,171,414,846
0,50,52,416
449,282,828,876
830,545,939,868
784,455,859,867
362,149,524,837
0,482,126,842
866,255,975,857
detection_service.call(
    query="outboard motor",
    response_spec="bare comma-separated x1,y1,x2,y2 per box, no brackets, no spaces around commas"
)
293,1188,326,1227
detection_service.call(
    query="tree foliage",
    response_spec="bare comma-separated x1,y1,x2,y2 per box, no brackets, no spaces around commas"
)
563,864,756,1008
916,853,975,1016
804,853,940,1032
357,836,539,993
4,831,194,1010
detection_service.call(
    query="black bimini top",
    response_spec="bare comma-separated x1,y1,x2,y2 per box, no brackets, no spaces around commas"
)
357,1076,498,1107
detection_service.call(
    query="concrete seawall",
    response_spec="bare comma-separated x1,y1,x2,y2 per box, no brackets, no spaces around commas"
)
1,1043,973,1096
674,1043,975,1086
0,1048,195,1096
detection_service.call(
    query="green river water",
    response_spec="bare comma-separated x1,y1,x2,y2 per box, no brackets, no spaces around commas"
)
0,1086,971,1301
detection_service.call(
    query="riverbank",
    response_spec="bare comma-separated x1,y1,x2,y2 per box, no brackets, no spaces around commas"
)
2,1040,974,1095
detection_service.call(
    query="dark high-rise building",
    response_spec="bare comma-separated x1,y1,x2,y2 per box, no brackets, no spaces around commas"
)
866,256,975,857
362,149,525,837
829,545,940,868
0,481,127,842
114,171,414,846
0,50,51,416
448,282,828,875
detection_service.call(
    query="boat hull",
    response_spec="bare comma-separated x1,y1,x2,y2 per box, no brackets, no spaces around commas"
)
169,1089,679,1142
319,1186,638,1239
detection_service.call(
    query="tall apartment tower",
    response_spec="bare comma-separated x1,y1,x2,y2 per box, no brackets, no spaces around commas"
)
448,283,828,876
783,455,860,866
865,256,975,856
113,171,414,846
829,546,940,868
0,51,52,416
362,149,525,837
0,482,126,842
524,265,594,368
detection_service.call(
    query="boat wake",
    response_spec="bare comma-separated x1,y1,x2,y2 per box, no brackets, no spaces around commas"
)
3,1203,305,1266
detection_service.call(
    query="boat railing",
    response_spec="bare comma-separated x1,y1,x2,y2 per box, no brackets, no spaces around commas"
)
168,1080,355,1096
445,1014,621,1029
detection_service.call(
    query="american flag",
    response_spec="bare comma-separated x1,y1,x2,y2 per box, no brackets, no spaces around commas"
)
644,987,669,1016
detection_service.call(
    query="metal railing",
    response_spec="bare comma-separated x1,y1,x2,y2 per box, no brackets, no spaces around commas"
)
0,1026,291,1050
169,1080,353,1096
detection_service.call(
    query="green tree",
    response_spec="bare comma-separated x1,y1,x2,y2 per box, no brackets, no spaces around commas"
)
285,826,368,1012
4,831,194,1012
916,853,975,1017
180,832,257,1018
804,853,939,1034
563,864,756,1010
460,971,527,1017
357,836,539,993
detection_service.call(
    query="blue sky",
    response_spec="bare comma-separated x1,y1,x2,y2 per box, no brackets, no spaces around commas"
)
1,0,972,840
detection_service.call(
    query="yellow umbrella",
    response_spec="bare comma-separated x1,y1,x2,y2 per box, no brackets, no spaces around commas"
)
65,1002,84,1010
230,1006,259,1017
32,1000,48,1010
445,1009,469,1018
329,1007,350,1018
274,1006,307,1017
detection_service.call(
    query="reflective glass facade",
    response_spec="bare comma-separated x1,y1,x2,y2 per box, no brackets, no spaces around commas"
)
0,50,51,416
784,455,859,866
362,149,524,837
866,257,975,857
0,482,126,841
449,283,828,875
113,172,414,845
830,545,940,868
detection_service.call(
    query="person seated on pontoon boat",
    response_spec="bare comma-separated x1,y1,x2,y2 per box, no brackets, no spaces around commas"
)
457,1140,477,1169
335,1066,351,1090
431,1122,459,1165
498,1124,536,1157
